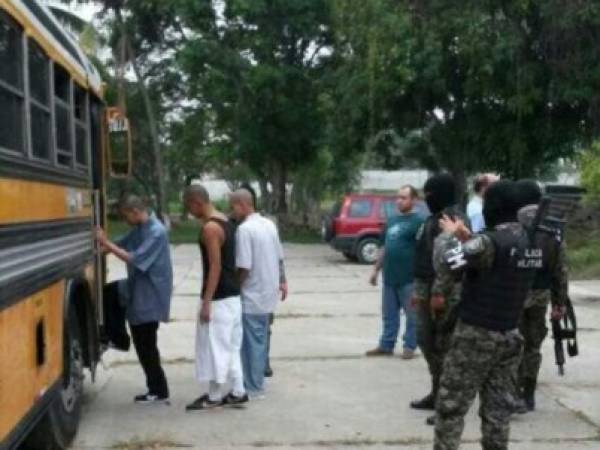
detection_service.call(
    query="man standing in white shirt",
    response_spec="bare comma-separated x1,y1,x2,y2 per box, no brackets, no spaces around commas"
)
467,173,499,232
230,189,287,397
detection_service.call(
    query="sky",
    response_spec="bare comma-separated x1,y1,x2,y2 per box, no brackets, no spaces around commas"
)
45,1,100,22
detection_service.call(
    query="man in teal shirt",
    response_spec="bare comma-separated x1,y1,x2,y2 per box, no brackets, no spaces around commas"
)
367,185,426,358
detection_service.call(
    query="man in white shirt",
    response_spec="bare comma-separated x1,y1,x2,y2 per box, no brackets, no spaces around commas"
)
467,173,499,232
230,189,287,397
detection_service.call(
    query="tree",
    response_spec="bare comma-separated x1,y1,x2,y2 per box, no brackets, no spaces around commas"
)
178,0,335,216
330,0,600,202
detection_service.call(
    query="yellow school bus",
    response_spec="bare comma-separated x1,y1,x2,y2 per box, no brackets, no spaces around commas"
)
0,2,129,448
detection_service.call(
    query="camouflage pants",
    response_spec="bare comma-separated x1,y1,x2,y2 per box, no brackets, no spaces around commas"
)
518,305,548,385
415,280,458,396
434,321,524,450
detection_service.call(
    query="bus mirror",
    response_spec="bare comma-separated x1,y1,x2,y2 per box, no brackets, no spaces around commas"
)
105,107,132,178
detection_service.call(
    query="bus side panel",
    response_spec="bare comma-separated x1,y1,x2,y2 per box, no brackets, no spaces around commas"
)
0,178,92,224
0,282,65,442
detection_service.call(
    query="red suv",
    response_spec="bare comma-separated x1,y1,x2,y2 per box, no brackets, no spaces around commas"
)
322,194,400,264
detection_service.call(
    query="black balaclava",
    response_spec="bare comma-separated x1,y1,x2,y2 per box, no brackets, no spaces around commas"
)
515,179,542,208
483,180,519,228
423,173,456,215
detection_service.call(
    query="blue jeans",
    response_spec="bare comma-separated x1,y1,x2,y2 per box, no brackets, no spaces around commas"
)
379,283,417,352
241,313,270,394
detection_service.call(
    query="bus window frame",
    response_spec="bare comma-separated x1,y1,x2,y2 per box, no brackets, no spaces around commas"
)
26,37,53,164
53,63,74,169
0,10,26,156
74,85,89,172
0,10,94,184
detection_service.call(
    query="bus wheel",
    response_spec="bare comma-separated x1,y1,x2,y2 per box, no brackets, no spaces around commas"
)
23,306,84,450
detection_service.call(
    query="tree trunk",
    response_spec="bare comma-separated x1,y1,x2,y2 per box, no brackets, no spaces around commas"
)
258,177,271,213
271,162,288,216
127,42,169,225
449,165,468,211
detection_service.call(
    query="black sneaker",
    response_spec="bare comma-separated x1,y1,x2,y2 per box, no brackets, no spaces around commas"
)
223,392,249,408
134,393,169,404
185,394,223,411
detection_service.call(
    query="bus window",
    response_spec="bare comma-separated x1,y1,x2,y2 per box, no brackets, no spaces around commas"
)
0,12,24,154
28,40,51,160
74,85,88,169
53,64,72,167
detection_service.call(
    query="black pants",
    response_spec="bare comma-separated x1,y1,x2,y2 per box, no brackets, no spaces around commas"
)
130,322,169,398
102,281,130,351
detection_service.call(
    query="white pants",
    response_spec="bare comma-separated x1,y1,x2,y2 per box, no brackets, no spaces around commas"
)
195,295,245,399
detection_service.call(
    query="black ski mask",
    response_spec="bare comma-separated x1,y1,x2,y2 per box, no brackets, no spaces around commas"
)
423,173,456,215
515,179,542,208
483,180,519,228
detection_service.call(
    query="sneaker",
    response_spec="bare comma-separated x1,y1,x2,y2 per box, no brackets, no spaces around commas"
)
410,393,435,410
400,348,417,360
134,393,169,404
365,347,393,357
185,394,223,411
264,366,274,377
223,392,249,408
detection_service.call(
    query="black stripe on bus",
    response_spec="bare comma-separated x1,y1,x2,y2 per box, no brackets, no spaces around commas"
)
0,218,92,250
0,251,94,313
0,152,90,188
0,378,62,450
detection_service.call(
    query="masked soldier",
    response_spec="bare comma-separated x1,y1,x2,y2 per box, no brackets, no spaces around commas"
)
410,174,469,413
432,180,538,450
513,180,568,413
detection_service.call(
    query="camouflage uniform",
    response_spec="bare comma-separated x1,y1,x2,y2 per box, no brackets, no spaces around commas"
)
415,232,463,395
414,219,467,400
434,228,527,450
435,321,523,450
518,243,568,387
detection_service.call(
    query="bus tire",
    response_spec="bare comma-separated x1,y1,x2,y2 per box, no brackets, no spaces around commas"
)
23,305,84,449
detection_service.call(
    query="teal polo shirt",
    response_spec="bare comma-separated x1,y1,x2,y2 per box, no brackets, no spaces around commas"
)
381,212,425,287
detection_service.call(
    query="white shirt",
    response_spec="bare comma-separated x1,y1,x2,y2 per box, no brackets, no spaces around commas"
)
235,213,284,314
467,195,485,233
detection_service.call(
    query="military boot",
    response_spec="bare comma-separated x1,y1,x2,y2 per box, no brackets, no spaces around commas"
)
523,378,537,412
410,392,435,410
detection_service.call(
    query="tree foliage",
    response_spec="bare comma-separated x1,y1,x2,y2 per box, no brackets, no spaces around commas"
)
67,0,600,220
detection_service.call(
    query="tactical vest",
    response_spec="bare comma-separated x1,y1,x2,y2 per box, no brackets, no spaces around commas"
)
413,206,466,281
531,231,560,290
460,225,537,331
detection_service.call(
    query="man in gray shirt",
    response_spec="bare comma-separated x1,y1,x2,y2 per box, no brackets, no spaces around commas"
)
97,195,173,403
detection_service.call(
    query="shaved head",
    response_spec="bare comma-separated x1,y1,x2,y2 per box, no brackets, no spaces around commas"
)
184,184,210,203
230,189,255,221
230,189,254,207
183,184,212,219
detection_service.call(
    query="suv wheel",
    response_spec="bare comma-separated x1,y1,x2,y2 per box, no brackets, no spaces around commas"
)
357,237,379,264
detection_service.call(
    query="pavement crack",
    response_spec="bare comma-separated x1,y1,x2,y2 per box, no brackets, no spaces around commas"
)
553,397,600,436
107,354,392,369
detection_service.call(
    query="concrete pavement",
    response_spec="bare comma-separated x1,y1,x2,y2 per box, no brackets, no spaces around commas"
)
72,244,600,450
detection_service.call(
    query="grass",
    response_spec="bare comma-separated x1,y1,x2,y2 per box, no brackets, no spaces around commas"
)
565,228,600,280
108,219,321,245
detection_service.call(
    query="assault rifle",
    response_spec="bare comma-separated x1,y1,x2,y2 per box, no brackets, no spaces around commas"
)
539,185,584,375
551,296,578,376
